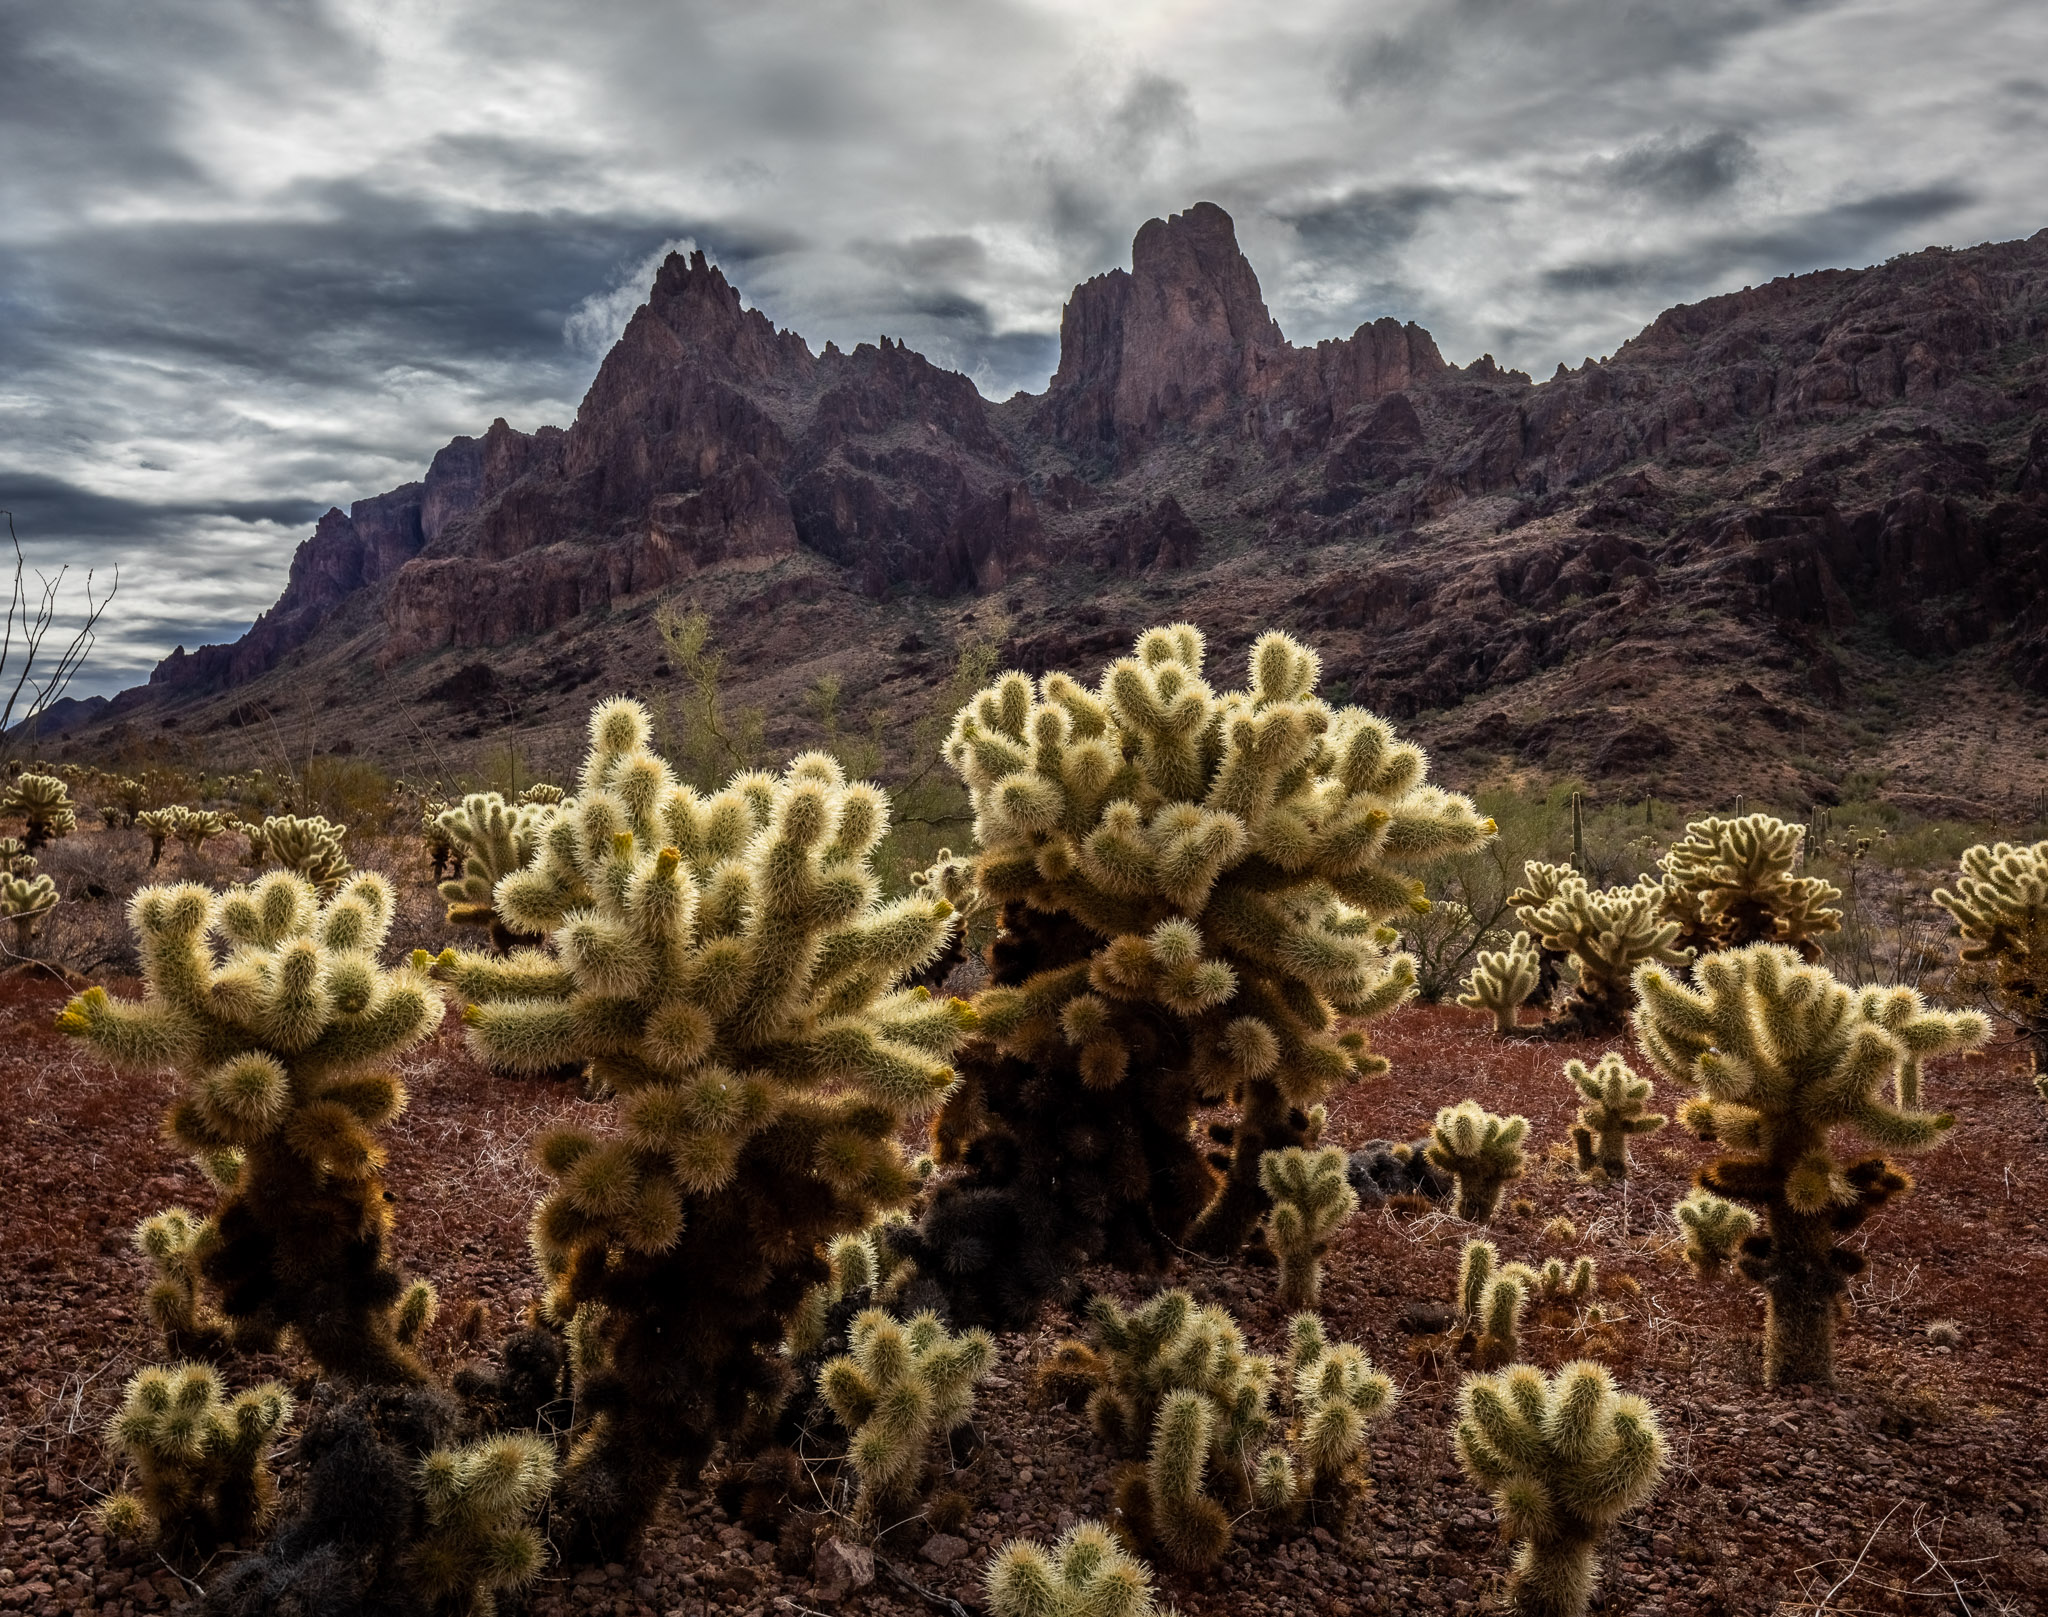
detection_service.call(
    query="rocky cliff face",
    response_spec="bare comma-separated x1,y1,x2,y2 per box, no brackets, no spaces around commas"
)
111,205,2048,805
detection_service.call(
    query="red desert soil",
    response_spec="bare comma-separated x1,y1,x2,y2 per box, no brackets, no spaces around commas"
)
3,975,2045,1616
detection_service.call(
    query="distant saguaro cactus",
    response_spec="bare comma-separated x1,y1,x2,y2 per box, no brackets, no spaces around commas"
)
99,1364,293,1553
58,871,444,1382
1427,1101,1528,1222
1457,931,1541,1035
1634,944,1987,1385
1454,1360,1666,1617
3,772,75,852
1563,1053,1665,1179
1259,1145,1358,1309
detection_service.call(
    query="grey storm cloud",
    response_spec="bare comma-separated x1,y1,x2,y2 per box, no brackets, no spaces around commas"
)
4,0,2046,695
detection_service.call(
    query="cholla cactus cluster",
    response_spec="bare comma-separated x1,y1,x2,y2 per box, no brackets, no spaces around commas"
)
1427,1100,1528,1222
99,1363,293,1553
138,808,181,866
3,771,75,851
57,871,444,1381
436,697,968,1552
1635,944,1987,1384
1072,1289,1394,1568
1259,1145,1358,1308
817,1308,994,1518
1510,863,1690,1037
1936,839,2048,1069
410,1434,557,1617
133,1208,229,1356
1670,1188,1756,1279
912,625,1489,1323
1457,931,1540,1034
173,807,228,855
250,814,351,890
1563,1053,1665,1179
1453,1360,1666,1617
1658,813,1841,956
986,1521,1174,1617
436,792,555,951
2,869,56,954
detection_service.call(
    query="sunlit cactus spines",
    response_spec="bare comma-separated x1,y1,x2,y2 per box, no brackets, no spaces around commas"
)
98,1363,293,1553
1427,1100,1529,1222
1633,943,1989,1385
436,792,555,952
254,813,352,890
1473,1264,1529,1371
818,1307,994,1519
1512,864,1690,1036
134,1208,229,1356
2,870,57,955
1671,1189,1757,1279
173,807,228,855
1563,1053,1665,1179
138,807,180,867
985,1520,1172,1617
1658,812,1841,956
1259,1145,1358,1309
1454,1360,1666,1617
518,781,565,806
57,869,444,1383
408,1433,556,1617
1935,838,2048,1068
914,625,1490,1322
4,771,75,852
434,696,968,1554
1284,1312,1396,1497
1457,930,1540,1035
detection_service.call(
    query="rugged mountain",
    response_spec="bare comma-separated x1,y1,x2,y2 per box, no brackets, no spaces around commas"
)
72,203,2048,812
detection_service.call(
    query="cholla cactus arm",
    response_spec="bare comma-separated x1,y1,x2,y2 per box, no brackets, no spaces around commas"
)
1288,1317,1396,1495
918,627,1490,1313
58,871,444,1383
99,1364,293,1553
4,772,76,852
1633,944,1988,1385
409,1433,556,1617
133,1209,228,1356
1564,1053,1665,1179
985,1520,1169,1617
1517,871,1690,1037
1454,1361,1665,1617
433,699,971,1555
1458,932,1540,1036
1,872,57,955
1427,1101,1529,1222
437,793,553,951
1259,1146,1359,1309
1474,1268,1529,1370
1144,1389,1232,1568
1660,814,1842,955
1671,1189,1756,1279
1935,839,2048,1067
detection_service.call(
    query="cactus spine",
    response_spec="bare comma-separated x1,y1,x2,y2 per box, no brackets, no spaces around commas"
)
1259,1145,1358,1309
985,1521,1170,1617
57,871,444,1381
3,771,75,852
1563,1053,1665,1179
1454,1360,1666,1617
1670,1189,1756,1279
1934,839,2048,1070
409,1434,556,1616
1427,1101,1529,1222
914,625,1490,1321
1457,931,1540,1035
818,1308,994,1519
436,697,967,1553
99,1364,293,1552
1634,944,1988,1385
1658,813,1841,957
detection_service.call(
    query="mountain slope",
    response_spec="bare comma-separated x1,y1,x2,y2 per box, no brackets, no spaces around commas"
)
71,204,2048,811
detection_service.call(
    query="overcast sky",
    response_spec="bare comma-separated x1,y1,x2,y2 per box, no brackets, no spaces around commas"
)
5,0,2046,699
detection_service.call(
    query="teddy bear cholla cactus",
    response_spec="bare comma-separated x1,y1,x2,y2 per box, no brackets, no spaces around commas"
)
138,807,180,866
410,1433,557,1617
1454,1360,1666,1617
986,1521,1173,1617
2,870,56,955
1657,813,1841,957
1260,1145,1358,1308
436,792,555,951
1564,1053,1665,1179
1634,944,1987,1385
1670,1189,1755,1279
1512,863,1690,1037
57,871,444,1382
911,625,1490,1321
434,697,968,1553
1455,1240,1530,1370
1934,838,2048,1070
1427,1101,1528,1222
3,770,75,852
173,806,228,855
818,1308,994,1519
99,1363,293,1552
1458,931,1540,1034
